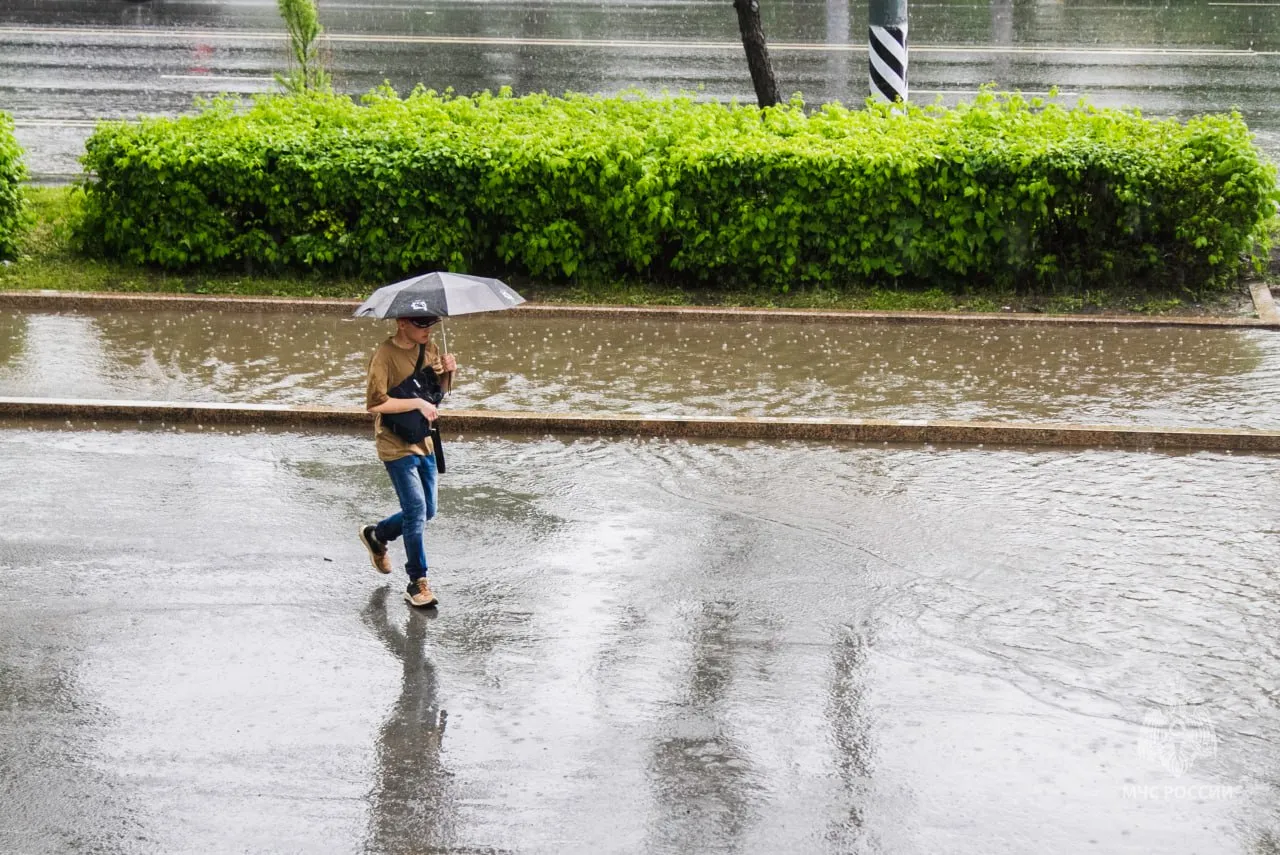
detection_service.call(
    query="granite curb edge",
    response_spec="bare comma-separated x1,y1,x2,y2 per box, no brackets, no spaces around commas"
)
3,397,1277,453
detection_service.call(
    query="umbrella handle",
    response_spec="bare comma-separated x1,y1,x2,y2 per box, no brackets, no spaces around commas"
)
440,323,450,398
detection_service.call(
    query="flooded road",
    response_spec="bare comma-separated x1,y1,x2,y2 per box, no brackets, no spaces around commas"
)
0,425,1277,853
2,308,1278,428
4,0,1280,177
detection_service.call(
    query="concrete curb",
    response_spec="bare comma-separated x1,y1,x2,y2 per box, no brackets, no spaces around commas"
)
1250,282,1280,324
3,291,1277,330
3,397,1277,452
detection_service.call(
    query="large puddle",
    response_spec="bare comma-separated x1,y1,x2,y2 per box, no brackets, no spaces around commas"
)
0,428,1276,852
1,308,1277,427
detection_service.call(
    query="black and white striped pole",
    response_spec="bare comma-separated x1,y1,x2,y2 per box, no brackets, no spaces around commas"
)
869,0,908,103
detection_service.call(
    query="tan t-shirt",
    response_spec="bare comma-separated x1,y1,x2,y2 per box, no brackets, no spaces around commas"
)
365,337,453,462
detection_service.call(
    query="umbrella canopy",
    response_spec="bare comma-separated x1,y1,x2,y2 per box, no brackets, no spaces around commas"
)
353,271,525,319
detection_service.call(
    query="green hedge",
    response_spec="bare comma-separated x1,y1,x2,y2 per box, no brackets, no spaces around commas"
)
78,89,1279,290
0,112,26,261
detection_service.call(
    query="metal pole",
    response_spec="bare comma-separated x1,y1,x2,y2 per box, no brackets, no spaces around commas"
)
869,0,908,103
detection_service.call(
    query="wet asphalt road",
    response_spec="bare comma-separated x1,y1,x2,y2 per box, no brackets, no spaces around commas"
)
1,425,1279,854
3,308,1280,428
4,0,1280,177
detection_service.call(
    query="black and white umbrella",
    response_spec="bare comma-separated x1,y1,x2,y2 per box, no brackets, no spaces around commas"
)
353,271,525,320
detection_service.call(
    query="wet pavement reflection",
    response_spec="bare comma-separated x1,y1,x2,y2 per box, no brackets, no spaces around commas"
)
362,587,459,854
645,600,761,853
1,308,1277,428
1,426,1277,852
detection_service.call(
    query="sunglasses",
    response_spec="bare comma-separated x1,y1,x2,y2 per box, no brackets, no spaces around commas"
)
405,316,440,328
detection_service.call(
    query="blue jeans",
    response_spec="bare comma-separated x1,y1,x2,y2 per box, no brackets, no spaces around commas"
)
374,455,438,581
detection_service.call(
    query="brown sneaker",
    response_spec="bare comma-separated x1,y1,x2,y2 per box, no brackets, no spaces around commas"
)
404,579,439,608
359,525,392,574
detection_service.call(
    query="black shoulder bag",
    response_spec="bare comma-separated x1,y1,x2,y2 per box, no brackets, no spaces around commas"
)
381,344,447,473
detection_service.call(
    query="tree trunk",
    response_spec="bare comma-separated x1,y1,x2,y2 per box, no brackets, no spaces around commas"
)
733,0,780,108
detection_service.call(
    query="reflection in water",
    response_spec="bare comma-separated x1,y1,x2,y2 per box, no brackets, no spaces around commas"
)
428,476,564,661
0,310,26,368
645,601,760,854
4,309,1277,429
825,627,872,849
284,447,563,667
0,539,143,852
0,313,118,400
85,309,370,406
0,662,136,853
361,586,458,855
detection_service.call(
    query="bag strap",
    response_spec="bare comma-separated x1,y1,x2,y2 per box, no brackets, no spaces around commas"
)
385,344,427,396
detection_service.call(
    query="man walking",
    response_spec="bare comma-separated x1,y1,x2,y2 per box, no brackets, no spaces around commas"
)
359,315,457,607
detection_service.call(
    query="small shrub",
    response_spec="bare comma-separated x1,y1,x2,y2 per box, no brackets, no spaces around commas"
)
0,112,27,260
